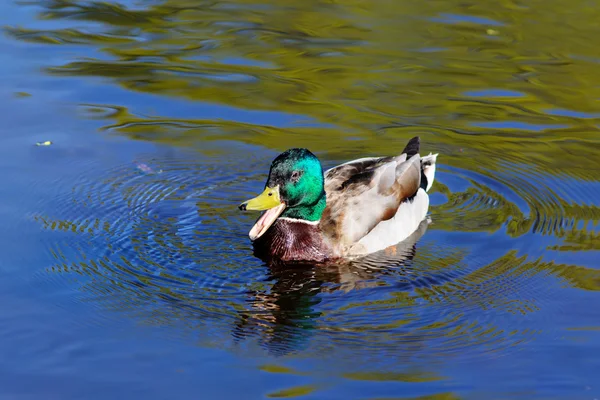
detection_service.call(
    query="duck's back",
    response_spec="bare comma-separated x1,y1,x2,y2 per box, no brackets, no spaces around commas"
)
319,137,436,256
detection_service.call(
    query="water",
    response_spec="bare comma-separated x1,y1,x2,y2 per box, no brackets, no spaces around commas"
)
2,0,600,398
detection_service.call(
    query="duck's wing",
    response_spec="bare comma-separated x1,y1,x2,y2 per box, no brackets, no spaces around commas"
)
321,137,422,246
323,136,420,187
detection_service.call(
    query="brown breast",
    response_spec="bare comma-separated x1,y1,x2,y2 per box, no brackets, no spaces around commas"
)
252,219,332,263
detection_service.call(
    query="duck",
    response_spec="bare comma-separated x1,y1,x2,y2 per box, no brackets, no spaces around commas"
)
238,136,438,263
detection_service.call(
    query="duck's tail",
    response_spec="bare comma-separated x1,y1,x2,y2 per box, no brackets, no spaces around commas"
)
401,136,438,192
401,136,421,158
420,153,438,192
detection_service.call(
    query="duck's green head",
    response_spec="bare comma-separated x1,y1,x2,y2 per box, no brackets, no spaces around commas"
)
239,148,326,240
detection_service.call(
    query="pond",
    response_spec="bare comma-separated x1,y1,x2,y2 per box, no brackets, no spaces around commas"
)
1,0,600,398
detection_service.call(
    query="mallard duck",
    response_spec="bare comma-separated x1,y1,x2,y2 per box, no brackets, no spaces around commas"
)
239,136,438,263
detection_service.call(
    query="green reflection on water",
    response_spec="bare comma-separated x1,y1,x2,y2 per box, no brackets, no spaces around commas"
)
10,0,600,393
13,0,600,330
9,0,600,181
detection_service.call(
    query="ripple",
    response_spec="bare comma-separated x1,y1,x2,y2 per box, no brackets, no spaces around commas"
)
32,150,270,333
27,141,600,365
463,89,526,98
431,13,506,27
228,226,566,362
6,0,600,395
470,121,570,131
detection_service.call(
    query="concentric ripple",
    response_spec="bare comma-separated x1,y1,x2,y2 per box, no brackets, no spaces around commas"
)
32,149,273,333
27,140,600,366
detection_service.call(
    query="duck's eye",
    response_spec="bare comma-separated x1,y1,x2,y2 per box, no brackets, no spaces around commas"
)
291,170,301,182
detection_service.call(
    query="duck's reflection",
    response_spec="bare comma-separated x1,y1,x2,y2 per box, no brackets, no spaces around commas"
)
233,218,430,354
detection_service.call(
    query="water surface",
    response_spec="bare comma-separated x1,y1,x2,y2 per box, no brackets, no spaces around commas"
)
2,0,600,398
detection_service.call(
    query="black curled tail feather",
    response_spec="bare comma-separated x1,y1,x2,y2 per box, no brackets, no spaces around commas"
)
402,136,420,159
401,136,427,190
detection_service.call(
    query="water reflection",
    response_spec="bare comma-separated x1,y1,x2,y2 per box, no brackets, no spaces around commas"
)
30,151,600,367
9,0,600,246
234,219,430,355
7,0,600,396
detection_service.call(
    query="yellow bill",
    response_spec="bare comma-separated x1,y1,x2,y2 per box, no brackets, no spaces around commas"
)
239,186,286,240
